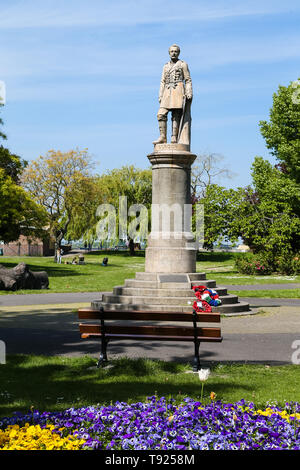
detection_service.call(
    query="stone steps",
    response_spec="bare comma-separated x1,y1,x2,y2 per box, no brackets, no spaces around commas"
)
113,286,228,297
91,299,251,314
135,272,207,281
90,271,251,316
102,293,239,306
124,279,217,289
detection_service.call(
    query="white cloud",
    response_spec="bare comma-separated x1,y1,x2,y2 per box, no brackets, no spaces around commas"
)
2,29,300,104
2,31,300,79
1,0,299,29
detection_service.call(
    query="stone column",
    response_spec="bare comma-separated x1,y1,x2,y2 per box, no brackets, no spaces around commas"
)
145,143,197,273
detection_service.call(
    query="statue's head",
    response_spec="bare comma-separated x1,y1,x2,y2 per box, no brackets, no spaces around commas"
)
168,44,180,60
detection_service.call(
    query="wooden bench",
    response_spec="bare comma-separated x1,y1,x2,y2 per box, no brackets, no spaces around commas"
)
78,307,222,371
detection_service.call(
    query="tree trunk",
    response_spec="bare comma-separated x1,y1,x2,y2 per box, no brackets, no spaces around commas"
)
0,263,49,291
53,217,70,262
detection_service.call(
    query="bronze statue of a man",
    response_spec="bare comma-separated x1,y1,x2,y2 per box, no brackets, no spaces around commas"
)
153,44,193,145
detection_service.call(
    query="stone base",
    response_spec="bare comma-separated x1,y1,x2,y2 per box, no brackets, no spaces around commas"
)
91,272,251,315
153,143,190,153
145,146,197,273
145,246,196,273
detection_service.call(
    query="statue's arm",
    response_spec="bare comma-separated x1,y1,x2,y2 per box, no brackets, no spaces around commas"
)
158,65,166,103
183,62,193,100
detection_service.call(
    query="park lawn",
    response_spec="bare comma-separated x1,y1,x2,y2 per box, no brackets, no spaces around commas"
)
230,289,300,298
211,273,300,286
0,252,145,294
0,355,299,419
0,251,299,296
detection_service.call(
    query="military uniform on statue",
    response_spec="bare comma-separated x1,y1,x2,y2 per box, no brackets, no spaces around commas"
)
153,44,192,147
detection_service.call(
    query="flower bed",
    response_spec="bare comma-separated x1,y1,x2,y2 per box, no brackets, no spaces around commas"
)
1,398,300,450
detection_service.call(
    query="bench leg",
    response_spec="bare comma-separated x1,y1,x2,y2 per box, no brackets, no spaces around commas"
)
97,338,109,368
193,340,201,372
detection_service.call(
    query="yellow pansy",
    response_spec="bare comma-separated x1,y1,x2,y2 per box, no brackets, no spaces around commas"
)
0,424,86,451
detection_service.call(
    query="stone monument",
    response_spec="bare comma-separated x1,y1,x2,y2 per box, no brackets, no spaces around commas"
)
145,43,197,274
92,45,251,314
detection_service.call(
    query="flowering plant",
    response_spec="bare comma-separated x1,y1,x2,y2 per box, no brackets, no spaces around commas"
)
1,398,300,450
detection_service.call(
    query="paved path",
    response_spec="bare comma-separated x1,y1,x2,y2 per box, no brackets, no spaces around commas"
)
0,292,105,307
0,284,299,366
0,284,300,307
0,301,299,366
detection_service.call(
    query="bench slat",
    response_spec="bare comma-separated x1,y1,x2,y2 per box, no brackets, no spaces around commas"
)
79,323,221,338
78,308,221,323
81,333,222,342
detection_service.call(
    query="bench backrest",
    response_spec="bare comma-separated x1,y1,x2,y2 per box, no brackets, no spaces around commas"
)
78,308,221,323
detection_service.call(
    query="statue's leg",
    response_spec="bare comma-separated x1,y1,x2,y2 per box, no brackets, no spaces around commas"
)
153,108,168,144
171,109,182,143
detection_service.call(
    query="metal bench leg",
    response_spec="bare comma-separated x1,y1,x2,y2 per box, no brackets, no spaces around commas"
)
192,309,201,371
97,338,109,368
193,340,201,372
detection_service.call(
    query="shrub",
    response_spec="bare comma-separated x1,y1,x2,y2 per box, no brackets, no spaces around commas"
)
235,252,300,276
275,254,300,275
235,253,273,275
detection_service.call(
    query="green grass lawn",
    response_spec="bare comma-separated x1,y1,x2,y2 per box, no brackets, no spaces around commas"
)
0,355,299,419
0,251,299,297
0,251,145,295
231,289,300,298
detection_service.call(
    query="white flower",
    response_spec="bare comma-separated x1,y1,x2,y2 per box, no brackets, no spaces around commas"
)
198,368,210,382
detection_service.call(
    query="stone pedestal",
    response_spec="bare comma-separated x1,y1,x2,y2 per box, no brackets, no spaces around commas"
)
90,143,251,316
145,143,197,273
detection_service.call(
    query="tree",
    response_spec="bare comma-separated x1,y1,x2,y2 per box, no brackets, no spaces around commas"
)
65,175,103,244
94,165,152,252
0,168,48,243
255,79,300,266
231,157,300,258
191,153,235,200
259,79,300,183
190,153,238,248
0,106,47,243
0,145,27,182
96,165,152,207
0,104,7,141
195,184,244,248
21,148,95,259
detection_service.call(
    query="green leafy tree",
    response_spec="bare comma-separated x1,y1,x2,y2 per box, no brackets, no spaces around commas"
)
232,157,300,259
0,169,48,243
21,148,96,259
0,104,7,141
259,79,300,183
97,165,152,207
254,79,300,268
196,184,244,248
0,106,47,243
94,165,152,252
0,146,27,182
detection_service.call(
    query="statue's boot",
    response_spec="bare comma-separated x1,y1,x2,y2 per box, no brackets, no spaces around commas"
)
153,121,167,144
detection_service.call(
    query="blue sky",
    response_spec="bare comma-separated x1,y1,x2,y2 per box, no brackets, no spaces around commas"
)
1,0,300,188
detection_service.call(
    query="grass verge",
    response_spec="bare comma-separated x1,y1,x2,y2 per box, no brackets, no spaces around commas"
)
0,252,145,295
231,289,300,298
0,252,299,296
0,355,299,419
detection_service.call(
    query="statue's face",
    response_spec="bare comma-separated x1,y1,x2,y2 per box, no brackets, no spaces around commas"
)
169,47,180,60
